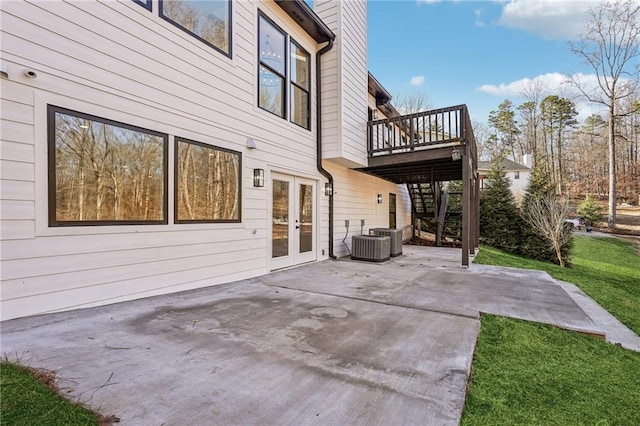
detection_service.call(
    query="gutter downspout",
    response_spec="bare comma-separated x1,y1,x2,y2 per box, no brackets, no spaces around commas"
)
316,38,336,259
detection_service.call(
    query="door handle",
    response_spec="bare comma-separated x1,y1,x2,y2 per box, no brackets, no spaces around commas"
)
296,226,300,229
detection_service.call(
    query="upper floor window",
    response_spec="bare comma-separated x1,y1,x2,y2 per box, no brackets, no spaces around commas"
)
258,13,310,130
48,106,168,226
290,41,310,129
132,0,151,11
175,138,241,223
514,171,520,180
160,0,232,57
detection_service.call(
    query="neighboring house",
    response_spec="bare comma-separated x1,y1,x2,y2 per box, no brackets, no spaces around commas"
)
478,156,532,205
0,0,477,320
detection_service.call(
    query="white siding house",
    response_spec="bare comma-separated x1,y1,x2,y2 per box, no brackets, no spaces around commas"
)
478,156,532,205
0,0,411,320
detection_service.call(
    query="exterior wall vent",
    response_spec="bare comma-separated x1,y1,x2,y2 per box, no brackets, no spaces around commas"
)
351,235,390,262
370,228,403,257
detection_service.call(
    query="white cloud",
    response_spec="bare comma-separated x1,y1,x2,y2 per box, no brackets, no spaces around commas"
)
498,0,594,39
410,75,426,86
477,72,609,121
474,8,487,27
476,72,570,96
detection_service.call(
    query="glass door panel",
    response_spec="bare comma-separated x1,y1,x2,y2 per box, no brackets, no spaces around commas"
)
272,179,289,258
299,183,313,254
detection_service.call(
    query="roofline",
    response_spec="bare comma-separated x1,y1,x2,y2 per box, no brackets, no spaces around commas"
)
368,72,392,107
274,0,335,43
477,160,531,172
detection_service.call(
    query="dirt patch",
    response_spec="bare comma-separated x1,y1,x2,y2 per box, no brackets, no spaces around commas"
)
593,208,640,236
405,231,461,248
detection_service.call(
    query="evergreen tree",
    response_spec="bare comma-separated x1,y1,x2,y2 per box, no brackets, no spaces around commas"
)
479,158,523,253
576,197,603,227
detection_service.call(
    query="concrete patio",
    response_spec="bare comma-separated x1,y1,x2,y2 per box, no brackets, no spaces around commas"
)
2,246,638,425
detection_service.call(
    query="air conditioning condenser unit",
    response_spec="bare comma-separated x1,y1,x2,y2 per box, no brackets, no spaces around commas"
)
351,235,390,262
370,228,403,257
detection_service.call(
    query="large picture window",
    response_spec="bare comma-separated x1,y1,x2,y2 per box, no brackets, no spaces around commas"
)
160,0,231,57
48,106,168,226
258,12,310,130
175,138,241,223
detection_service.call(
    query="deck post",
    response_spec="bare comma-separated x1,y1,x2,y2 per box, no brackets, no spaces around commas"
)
474,174,480,252
461,148,470,267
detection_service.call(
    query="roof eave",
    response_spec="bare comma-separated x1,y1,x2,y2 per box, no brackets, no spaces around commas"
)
274,0,335,43
368,72,392,107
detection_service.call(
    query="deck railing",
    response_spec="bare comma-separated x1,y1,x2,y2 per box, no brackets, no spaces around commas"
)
367,104,475,158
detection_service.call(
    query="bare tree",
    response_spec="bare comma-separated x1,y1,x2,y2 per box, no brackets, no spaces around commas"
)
569,0,640,228
393,92,430,114
473,120,492,161
522,192,572,267
519,78,547,156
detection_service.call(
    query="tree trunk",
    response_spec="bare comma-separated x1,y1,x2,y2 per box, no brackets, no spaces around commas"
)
608,105,616,228
554,241,565,268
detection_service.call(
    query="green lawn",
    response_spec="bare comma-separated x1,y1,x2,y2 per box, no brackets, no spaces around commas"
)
462,315,640,425
474,235,640,335
0,362,100,426
464,235,640,424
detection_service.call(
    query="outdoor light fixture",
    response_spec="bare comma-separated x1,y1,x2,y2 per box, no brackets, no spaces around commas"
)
451,147,462,161
376,194,383,204
324,182,333,196
246,138,257,149
253,169,265,187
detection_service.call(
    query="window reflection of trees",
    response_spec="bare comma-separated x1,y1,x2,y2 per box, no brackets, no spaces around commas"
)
299,184,313,253
272,180,289,258
176,140,240,222
53,111,165,223
162,0,230,53
259,65,284,117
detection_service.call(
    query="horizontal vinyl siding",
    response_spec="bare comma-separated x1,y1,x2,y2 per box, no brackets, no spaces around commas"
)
1,81,36,241
339,0,368,166
0,0,326,320
316,0,367,166
315,0,341,160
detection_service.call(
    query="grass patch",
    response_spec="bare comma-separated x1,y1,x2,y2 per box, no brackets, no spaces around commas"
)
474,236,640,335
462,315,640,425
1,361,101,425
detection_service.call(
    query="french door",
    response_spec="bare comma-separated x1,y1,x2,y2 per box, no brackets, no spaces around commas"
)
270,173,316,270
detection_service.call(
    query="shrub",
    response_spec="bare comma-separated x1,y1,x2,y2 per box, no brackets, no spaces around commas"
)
576,197,603,226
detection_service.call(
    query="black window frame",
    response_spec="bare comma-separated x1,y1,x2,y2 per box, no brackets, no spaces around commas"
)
47,105,169,227
257,10,311,131
258,12,287,120
174,137,242,224
159,0,233,58
289,39,311,130
132,0,152,11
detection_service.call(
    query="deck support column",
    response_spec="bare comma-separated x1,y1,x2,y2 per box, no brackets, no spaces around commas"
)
474,174,480,252
461,148,470,267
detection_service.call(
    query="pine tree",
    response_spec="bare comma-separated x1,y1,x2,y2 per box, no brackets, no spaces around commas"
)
576,197,603,227
480,158,523,253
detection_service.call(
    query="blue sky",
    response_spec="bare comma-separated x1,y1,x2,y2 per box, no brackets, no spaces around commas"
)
367,0,605,125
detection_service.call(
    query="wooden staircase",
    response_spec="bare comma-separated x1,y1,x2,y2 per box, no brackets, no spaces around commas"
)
407,183,463,245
